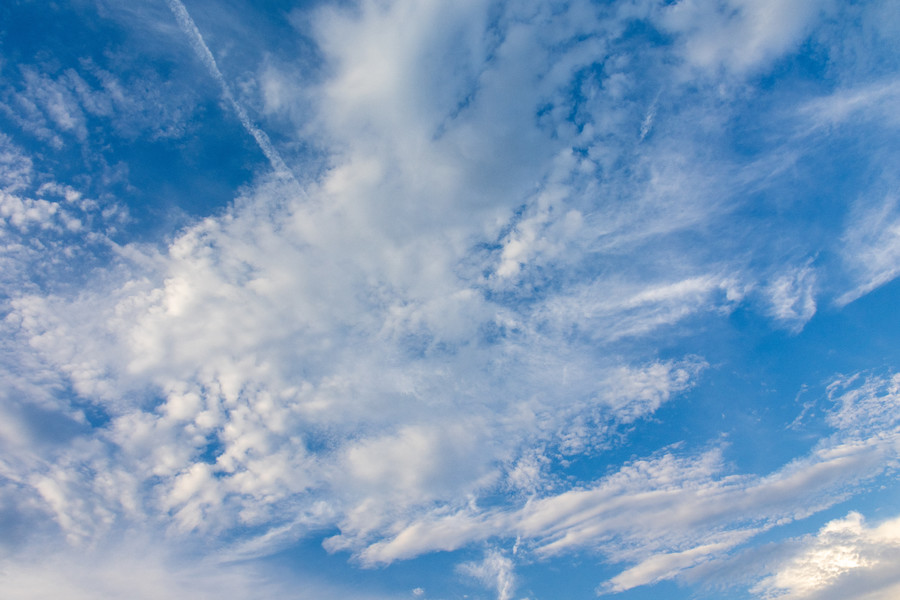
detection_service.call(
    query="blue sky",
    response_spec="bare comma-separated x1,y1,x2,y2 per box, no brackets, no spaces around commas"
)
2,0,900,598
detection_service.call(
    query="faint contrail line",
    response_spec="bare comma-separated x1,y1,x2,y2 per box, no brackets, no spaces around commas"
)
165,0,295,182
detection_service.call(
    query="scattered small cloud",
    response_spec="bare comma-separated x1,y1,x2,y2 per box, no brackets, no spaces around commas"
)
459,550,517,600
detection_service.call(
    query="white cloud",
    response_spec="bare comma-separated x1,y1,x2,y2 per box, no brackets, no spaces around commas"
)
837,192,900,305
0,137,128,307
164,0,294,180
0,192,61,231
5,1,755,570
601,534,753,594
794,79,900,306
753,511,900,600
459,550,517,600
0,51,198,152
825,373,900,437
800,80,900,131
2,1,899,598
347,371,900,587
767,263,817,331
18,67,89,143
0,134,33,192
0,538,396,600
658,0,832,74
536,275,742,342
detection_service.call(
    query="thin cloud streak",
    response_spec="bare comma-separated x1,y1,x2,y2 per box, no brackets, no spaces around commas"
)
164,0,296,182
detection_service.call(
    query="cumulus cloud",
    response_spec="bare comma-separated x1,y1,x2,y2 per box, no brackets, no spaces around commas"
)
753,511,900,600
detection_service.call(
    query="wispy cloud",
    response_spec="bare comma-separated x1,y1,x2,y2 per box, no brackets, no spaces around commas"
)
459,550,518,600
0,537,398,600
837,192,900,306
800,80,900,131
164,0,295,181
346,371,900,591
2,1,900,598
766,263,817,331
657,0,832,75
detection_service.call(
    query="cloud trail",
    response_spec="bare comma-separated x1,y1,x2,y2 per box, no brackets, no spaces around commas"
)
164,0,295,182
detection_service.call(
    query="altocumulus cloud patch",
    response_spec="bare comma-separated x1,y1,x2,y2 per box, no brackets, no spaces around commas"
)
2,1,900,599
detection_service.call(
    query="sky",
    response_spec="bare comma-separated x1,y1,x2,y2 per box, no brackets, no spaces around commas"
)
1,0,900,599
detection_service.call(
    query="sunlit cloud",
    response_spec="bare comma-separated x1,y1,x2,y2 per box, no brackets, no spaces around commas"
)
1,1,899,599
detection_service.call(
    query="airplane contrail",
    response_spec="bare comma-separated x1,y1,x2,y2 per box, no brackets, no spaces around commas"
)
165,0,295,182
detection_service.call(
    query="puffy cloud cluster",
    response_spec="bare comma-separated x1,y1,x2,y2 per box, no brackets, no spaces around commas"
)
754,511,900,600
